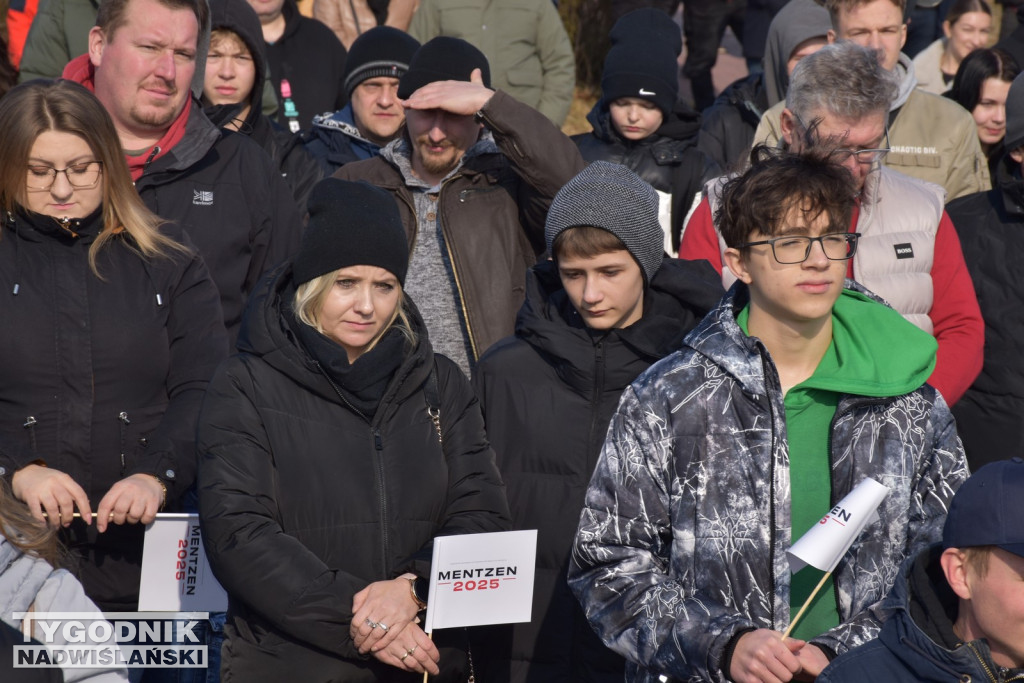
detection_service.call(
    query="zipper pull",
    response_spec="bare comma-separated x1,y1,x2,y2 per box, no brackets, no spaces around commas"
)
374,429,383,451
119,412,130,475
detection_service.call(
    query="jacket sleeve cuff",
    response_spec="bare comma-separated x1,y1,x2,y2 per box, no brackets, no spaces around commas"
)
720,627,756,681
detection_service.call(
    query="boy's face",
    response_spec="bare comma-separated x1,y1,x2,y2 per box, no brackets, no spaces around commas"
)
724,204,847,329
204,32,256,108
946,547,1024,669
609,97,664,141
557,249,645,330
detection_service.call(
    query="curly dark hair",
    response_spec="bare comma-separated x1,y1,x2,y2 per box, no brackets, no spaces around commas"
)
715,145,858,248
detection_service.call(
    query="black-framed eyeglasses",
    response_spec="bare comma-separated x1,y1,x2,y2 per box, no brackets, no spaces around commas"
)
26,161,103,190
736,232,861,264
794,113,890,165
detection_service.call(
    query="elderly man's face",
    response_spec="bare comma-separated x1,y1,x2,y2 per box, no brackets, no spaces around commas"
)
781,108,887,193
89,0,198,142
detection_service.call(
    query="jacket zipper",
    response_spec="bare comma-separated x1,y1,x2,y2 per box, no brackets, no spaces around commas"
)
757,349,779,629
438,176,478,361
23,416,37,453
313,362,391,573
587,341,606,463
119,411,131,476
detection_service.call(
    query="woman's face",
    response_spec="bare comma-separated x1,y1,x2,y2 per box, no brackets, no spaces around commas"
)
25,130,103,219
945,11,992,64
973,76,1012,147
318,265,401,363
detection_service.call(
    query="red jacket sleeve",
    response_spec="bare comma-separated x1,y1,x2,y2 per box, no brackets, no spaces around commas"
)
679,197,724,275
927,211,984,405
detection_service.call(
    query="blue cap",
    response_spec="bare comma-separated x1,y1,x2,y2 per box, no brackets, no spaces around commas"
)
943,457,1024,558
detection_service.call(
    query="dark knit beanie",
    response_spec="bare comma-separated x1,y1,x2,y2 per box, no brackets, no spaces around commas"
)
398,36,491,100
343,26,421,98
293,179,409,287
1005,70,1024,152
601,40,679,118
545,161,664,285
609,8,683,57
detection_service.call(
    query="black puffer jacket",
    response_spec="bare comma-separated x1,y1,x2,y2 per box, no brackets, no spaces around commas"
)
197,263,511,682
471,258,723,682
946,156,1024,469
0,208,227,610
573,101,720,253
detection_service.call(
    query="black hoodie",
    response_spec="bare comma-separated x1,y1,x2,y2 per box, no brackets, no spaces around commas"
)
472,257,722,682
206,0,323,214
573,102,721,253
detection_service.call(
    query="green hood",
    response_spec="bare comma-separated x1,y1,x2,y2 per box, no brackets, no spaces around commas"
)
803,288,937,398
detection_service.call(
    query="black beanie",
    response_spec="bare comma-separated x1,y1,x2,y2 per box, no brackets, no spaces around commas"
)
293,179,409,287
601,40,679,118
609,8,682,57
1005,71,1024,152
343,26,421,98
398,36,491,99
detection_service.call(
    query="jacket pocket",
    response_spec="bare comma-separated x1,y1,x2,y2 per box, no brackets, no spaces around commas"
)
116,403,167,476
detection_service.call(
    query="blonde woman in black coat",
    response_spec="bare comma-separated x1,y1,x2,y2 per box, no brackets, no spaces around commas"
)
198,178,510,682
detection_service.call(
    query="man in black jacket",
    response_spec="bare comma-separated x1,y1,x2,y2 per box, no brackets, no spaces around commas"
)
473,162,722,682
73,0,304,343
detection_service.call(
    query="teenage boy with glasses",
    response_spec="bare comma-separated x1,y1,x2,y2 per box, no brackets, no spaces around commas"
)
569,145,969,683
681,41,984,407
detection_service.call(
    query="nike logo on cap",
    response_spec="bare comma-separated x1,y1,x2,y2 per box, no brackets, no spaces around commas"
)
639,88,656,96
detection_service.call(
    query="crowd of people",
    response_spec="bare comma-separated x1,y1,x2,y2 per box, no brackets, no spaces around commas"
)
0,0,1023,681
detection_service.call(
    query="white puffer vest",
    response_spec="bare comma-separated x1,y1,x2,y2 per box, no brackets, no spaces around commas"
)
706,165,944,333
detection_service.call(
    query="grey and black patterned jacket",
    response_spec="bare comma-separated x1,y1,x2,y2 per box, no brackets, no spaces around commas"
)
568,282,969,683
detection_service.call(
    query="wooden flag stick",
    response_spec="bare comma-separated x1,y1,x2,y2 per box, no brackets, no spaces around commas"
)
41,512,101,518
783,570,832,640
422,630,435,683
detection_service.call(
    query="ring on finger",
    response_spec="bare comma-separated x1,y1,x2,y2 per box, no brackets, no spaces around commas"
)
400,652,411,662
407,645,418,656
377,622,389,633
365,618,379,629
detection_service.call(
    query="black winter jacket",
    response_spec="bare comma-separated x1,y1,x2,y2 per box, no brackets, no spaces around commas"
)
573,101,720,253
197,263,511,682
697,73,769,173
267,0,347,132
133,99,304,343
946,156,1024,469
0,208,227,610
471,258,723,682
206,0,323,215
819,546,1024,683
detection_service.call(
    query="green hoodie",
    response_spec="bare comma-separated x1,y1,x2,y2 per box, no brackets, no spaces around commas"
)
739,288,937,641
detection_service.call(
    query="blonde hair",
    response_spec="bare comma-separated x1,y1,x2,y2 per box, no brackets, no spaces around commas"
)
0,79,187,276
0,479,63,569
293,269,417,356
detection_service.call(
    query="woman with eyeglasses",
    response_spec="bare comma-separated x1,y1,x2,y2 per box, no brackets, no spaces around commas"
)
0,79,227,613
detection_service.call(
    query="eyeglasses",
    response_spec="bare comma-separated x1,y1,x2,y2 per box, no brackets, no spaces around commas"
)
26,161,103,190
794,114,891,164
736,232,861,264
828,127,890,164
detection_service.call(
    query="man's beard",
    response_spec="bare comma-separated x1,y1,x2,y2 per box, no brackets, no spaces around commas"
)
414,136,461,177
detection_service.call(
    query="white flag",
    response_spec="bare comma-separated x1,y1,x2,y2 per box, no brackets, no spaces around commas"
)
787,477,889,574
423,530,537,633
139,513,228,612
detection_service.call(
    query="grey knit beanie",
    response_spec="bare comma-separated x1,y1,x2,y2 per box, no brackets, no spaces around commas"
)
545,161,664,285
1005,71,1024,152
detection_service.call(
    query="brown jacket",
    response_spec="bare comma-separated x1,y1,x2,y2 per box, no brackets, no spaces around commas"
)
335,90,585,359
